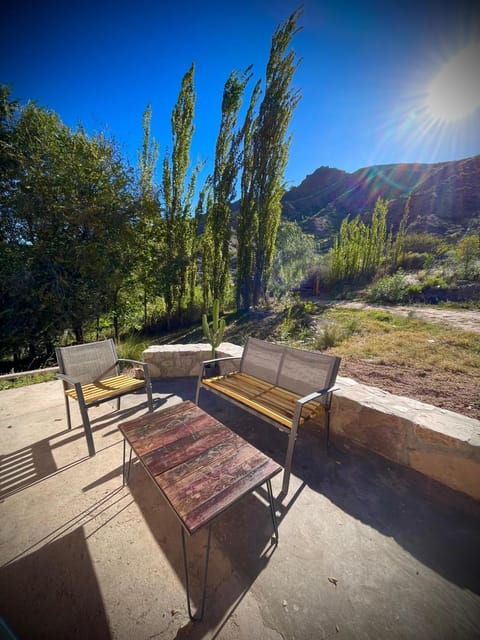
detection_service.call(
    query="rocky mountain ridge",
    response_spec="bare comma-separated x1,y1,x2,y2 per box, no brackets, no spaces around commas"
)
281,155,480,241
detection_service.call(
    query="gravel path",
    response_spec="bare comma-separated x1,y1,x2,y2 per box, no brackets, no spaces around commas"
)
333,301,480,333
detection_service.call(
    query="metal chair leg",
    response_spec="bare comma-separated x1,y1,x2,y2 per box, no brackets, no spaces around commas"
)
282,418,299,494
181,525,212,622
64,395,72,430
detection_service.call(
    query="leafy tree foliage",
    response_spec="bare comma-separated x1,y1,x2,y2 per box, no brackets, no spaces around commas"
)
329,197,389,284
455,234,480,280
270,220,315,297
236,79,261,310
161,64,201,323
236,8,302,309
0,88,134,359
202,67,252,308
0,10,306,363
135,104,161,326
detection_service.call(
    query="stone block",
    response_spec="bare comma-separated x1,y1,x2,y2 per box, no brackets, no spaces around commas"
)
332,393,409,465
143,342,243,379
409,450,480,500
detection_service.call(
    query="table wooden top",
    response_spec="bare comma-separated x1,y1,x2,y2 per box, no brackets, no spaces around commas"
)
119,400,281,534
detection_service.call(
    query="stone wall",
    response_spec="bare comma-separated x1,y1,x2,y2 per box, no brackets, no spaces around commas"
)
143,342,243,378
143,342,480,501
331,377,480,501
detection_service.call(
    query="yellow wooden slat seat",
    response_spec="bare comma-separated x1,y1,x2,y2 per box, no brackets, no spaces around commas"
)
202,372,323,429
65,374,146,405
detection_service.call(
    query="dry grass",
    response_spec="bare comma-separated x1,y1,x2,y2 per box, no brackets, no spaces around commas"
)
321,308,480,377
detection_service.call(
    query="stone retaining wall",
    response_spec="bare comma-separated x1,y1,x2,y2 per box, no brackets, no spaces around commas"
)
143,342,480,501
143,342,243,378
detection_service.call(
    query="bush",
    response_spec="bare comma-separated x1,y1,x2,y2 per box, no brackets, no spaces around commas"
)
397,251,431,271
313,324,345,350
403,233,444,255
367,272,409,304
312,317,361,350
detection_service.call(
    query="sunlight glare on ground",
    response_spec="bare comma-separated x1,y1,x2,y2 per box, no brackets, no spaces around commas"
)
426,41,480,122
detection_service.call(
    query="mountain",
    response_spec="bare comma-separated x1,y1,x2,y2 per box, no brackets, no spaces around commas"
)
281,155,480,241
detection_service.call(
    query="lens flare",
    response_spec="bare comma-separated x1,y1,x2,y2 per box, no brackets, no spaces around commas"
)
426,41,480,122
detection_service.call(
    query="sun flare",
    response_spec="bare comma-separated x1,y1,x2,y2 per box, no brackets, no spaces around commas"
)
426,42,480,122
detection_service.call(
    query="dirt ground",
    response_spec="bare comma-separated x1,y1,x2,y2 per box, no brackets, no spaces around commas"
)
334,302,480,421
339,359,480,420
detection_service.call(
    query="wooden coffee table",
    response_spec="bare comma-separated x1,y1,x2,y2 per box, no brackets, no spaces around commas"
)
118,400,281,621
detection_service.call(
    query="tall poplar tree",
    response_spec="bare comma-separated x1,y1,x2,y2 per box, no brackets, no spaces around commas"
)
136,104,160,326
236,79,261,310
202,67,252,307
236,8,302,308
161,64,199,322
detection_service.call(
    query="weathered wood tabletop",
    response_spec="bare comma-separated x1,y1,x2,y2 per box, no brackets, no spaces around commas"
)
119,400,282,534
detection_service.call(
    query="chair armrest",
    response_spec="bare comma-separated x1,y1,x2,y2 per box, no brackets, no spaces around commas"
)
116,359,152,385
56,372,81,386
297,386,339,406
200,356,241,376
201,356,241,366
116,358,148,367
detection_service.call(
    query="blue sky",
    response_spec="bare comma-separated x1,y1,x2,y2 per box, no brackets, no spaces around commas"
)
1,0,479,190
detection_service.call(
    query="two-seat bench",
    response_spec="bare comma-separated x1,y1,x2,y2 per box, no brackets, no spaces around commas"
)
196,337,341,494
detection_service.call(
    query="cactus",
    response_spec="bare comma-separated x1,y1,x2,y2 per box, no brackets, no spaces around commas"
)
202,299,226,358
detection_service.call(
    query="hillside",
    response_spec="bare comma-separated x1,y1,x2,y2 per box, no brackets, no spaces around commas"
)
281,155,480,241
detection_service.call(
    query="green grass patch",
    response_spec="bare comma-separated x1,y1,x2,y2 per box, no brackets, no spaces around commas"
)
0,371,56,391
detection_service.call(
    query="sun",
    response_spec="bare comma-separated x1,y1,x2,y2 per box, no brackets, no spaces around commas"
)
426,41,480,122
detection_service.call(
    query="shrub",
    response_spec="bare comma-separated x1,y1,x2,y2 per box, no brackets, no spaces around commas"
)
397,251,431,271
367,271,409,304
313,324,345,350
312,317,361,350
403,233,444,255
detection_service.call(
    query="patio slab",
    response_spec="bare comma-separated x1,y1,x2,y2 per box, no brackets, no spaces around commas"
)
1,379,479,639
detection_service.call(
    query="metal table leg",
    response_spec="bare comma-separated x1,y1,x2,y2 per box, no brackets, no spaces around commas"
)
267,479,279,543
181,524,212,622
122,439,133,486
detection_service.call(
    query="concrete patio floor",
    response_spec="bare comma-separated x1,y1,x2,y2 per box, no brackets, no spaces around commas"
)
1,379,479,640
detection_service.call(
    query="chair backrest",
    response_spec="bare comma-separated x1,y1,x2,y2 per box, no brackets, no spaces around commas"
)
240,338,284,385
241,337,341,397
56,339,119,385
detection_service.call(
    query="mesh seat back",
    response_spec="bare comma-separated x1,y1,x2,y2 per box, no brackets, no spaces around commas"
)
277,347,341,399
240,338,284,385
56,339,118,385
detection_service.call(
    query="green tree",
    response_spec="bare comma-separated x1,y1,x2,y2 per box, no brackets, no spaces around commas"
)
251,8,302,305
236,79,261,310
236,8,302,308
455,234,480,280
202,67,252,308
329,197,390,284
270,220,316,297
135,104,161,326
161,64,200,323
0,93,134,358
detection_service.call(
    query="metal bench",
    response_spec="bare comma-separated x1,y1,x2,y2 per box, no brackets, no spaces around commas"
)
196,337,341,494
